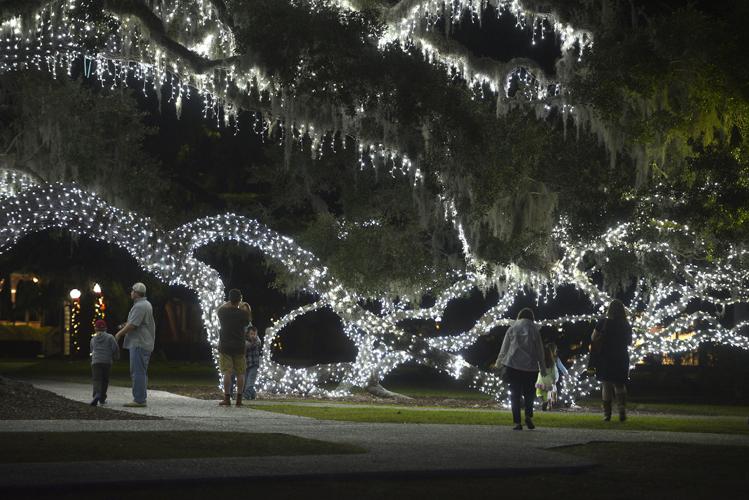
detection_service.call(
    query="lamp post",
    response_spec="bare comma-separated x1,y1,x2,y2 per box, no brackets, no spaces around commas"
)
68,289,81,355
92,283,106,329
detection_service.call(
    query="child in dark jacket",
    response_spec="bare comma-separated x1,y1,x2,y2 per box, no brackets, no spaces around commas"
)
90,319,119,406
242,326,262,400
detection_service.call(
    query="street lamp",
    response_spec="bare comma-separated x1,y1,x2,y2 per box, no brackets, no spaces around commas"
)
68,289,81,353
92,283,106,325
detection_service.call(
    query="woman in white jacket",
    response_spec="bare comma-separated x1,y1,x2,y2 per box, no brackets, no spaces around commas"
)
494,308,547,430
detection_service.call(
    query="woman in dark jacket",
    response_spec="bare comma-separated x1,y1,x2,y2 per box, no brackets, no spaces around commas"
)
591,299,633,421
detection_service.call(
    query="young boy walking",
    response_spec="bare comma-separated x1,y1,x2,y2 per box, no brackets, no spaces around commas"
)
90,319,119,406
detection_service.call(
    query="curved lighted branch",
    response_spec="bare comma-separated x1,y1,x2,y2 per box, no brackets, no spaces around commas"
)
102,0,241,74
2,174,748,405
416,31,558,97
376,217,749,403
0,177,504,397
365,0,593,53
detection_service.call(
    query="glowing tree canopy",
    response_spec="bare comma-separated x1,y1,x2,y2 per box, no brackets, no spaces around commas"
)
2,1,749,400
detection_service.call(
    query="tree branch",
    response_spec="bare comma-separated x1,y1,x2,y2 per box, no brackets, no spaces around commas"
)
417,30,555,85
103,0,240,74
1,0,242,75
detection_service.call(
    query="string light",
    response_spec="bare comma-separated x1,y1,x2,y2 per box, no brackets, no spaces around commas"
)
1,3,747,405
69,288,81,353
0,0,585,183
92,282,106,328
2,172,748,405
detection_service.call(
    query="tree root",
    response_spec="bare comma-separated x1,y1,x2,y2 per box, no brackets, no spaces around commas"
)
365,383,413,400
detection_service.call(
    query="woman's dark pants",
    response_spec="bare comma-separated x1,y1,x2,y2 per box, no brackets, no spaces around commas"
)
506,366,538,423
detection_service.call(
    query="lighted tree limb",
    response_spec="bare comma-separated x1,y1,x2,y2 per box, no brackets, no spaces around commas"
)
102,0,240,74
416,29,557,94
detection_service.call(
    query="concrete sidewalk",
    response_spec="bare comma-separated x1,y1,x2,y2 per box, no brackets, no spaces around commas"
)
1,380,747,488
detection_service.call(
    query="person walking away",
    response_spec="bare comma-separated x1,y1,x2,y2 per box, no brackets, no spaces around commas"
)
591,299,633,421
553,348,569,408
90,319,119,406
242,326,262,400
537,343,565,411
217,289,251,406
493,308,547,430
115,282,156,408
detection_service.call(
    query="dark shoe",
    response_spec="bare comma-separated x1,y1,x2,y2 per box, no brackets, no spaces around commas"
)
123,401,147,408
89,397,99,406
512,424,523,430
235,395,243,407
603,415,611,422
219,395,231,406
541,402,548,411
619,411,627,422
525,418,535,430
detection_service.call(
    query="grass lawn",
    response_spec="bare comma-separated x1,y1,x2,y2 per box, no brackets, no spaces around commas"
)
7,441,749,499
575,397,749,416
251,404,749,434
3,358,748,417
628,401,749,417
0,431,363,463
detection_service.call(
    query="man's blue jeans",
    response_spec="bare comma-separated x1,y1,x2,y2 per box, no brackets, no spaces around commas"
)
129,346,152,404
243,365,259,399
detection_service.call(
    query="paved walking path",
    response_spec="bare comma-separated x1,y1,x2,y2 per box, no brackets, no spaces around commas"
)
1,380,748,488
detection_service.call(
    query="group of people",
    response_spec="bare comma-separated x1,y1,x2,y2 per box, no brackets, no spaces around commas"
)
216,288,262,406
492,299,633,430
87,280,631,424
89,282,156,407
87,283,263,409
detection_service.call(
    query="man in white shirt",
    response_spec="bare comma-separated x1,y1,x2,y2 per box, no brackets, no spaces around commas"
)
115,282,155,407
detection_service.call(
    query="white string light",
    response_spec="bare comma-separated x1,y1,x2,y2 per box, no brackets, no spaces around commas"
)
0,0,582,183
2,3,747,406
2,173,747,406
